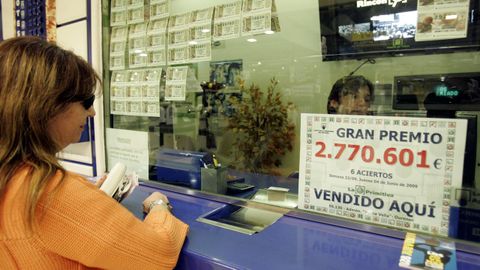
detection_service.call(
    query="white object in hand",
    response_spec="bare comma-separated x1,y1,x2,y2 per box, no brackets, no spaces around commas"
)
100,163,127,197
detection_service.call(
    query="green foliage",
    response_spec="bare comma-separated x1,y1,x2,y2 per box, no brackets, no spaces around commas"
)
228,78,295,175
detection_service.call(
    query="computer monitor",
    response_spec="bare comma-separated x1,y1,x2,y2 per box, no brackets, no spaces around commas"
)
393,72,480,112
319,0,480,61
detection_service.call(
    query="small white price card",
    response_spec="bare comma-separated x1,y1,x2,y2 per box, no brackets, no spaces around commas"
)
299,114,467,236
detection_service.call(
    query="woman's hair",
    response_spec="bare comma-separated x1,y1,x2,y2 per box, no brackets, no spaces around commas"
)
0,36,101,228
327,75,374,114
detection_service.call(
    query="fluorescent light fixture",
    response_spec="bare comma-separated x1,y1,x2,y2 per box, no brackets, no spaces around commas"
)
247,38,257,42
201,29,211,33
265,30,275,34
188,41,198,45
139,53,147,57
134,49,143,53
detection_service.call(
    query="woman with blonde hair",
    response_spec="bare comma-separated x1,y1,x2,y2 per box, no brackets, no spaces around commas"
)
0,36,188,269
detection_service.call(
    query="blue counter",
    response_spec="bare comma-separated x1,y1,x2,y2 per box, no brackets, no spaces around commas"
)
121,182,480,270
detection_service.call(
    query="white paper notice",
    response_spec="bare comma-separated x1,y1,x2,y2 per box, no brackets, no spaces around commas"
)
106,128,149,179
298,114,467,236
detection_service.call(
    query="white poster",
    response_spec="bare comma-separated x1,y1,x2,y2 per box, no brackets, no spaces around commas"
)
106,128,149,179
299,114,467,236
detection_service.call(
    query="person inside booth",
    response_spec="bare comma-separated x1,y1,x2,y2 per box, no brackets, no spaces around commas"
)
326,75,375,115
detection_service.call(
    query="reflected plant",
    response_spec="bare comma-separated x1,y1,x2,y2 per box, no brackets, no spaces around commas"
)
228,78,295,175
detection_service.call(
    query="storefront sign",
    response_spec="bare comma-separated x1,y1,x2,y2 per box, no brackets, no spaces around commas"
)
106,128,149,179
298,114,467,236
356,0,408,8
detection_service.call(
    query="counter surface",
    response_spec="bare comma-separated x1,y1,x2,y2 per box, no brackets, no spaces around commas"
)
121,182,480,270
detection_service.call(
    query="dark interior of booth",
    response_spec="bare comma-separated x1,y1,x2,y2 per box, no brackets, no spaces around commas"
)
393,72,480,189
318,0,480,209
390,71,480,241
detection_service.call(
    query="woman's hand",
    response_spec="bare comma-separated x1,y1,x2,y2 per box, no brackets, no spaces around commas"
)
143,192,171,213
94,174,108,188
